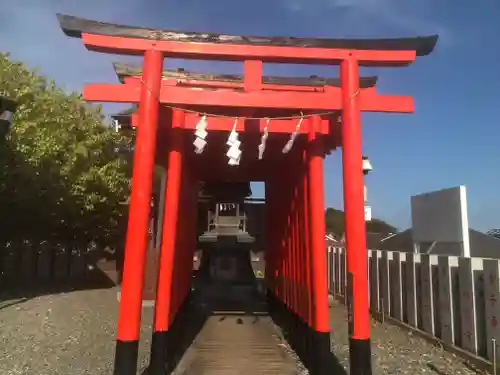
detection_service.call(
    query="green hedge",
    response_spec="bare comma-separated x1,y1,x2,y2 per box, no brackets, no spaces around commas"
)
0,53,132,248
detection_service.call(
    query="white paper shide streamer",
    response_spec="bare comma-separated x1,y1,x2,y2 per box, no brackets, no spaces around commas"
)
226,119,242,166
219,203,236,212
190,112,308,161
282,117,303,154
258,119,270,160
193,115,208,154
0,110,13,123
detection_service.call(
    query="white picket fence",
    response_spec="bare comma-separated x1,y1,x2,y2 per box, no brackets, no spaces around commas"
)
326,247,500,362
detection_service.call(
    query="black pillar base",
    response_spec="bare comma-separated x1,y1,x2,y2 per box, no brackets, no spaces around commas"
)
147,291,193,375
149,331,170,375
113,340,139,375
349,338,372,375
266,290,337,375
309,330,333,375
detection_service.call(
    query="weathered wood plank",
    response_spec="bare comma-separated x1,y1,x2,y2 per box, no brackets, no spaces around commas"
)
58,14,438,56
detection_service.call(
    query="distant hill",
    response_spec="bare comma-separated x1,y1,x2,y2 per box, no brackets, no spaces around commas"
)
325,207,397,237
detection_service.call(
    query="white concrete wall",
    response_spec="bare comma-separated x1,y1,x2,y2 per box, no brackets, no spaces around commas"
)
327,246,500,361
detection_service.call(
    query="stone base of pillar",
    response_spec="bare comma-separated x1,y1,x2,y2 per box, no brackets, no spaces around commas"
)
115,244,161,306
96,259,121,285
142,245,160,301
116,291,156,307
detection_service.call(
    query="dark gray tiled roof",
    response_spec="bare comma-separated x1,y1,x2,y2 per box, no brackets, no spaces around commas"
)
375,228,500,259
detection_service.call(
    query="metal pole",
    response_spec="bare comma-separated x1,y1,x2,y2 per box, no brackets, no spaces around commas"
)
493,338,497,375
380,298,385,324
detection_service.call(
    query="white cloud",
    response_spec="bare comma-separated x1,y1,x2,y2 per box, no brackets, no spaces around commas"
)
0,0,145,114
282,0,452,42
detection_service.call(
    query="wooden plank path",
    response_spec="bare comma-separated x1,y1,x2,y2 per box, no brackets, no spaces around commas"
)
174,314,301,374
172,282,303,375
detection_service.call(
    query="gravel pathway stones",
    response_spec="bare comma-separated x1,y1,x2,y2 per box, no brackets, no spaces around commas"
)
0,287,152,375
329,299,483,375
0,288,484,375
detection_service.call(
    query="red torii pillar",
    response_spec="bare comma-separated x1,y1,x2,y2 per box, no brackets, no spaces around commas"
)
341,57,372,374
307,115,331,369
150,108,186,372
114,49,163,374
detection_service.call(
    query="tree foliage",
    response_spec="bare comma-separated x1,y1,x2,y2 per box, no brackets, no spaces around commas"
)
0,53,132,248
325,207,397,237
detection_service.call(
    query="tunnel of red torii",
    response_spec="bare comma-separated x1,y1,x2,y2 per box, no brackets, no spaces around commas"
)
57,14,437,375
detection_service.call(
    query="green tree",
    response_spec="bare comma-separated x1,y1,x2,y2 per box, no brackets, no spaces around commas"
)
367,218,397,234
325,207,397,237
0,53,132,248
325,207,344,237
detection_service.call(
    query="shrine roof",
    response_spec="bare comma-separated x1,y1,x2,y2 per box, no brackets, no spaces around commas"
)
57,14,437,57
113,63,378,88
0,97,17,112
111,105,137,119
0,96,17,110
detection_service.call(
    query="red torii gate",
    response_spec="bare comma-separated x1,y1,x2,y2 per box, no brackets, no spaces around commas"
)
57,14,437,375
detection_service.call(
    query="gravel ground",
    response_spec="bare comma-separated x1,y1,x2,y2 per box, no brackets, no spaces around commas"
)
0,287,152,375
329,299,483,375
0,288,485,375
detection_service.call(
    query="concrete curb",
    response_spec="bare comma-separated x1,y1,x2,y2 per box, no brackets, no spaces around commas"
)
116,291,155,308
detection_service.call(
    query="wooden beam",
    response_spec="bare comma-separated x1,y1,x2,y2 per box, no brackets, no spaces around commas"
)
161,114,332,134
82,33,418,66
123,75,360,93
114,62,379,88
57,14,438,66
83,83,414,113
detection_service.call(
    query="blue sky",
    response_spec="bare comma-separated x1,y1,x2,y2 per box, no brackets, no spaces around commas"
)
1,0,499,231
